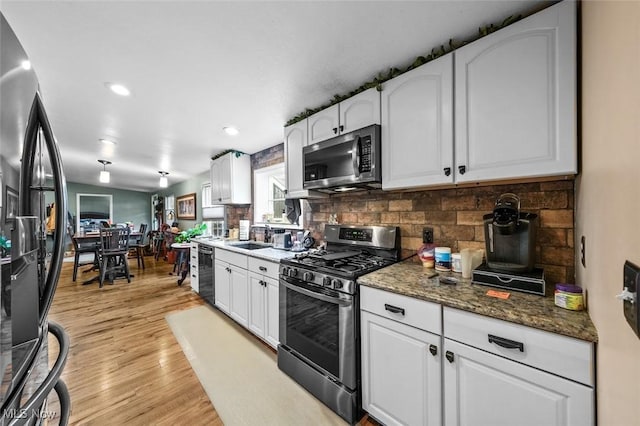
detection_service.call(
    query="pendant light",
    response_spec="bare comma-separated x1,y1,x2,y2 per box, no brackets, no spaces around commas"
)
98,159,111,183
158,171,169,188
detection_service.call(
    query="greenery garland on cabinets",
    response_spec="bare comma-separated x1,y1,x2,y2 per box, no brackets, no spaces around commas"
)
284,14,522,126
210,149,247,161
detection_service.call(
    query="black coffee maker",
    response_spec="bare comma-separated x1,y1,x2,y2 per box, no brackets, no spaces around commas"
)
483,193,537,273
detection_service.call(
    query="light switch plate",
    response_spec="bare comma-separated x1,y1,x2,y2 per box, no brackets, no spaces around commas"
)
623,261,640,338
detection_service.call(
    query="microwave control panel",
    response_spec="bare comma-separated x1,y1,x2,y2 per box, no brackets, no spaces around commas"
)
359,135,372,173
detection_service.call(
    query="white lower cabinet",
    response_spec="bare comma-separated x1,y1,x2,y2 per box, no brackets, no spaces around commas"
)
247,256,280,348
360,288,595,426
214,249,279,347
228,264,249,327
214,259,231,314
248,273,279,348
189,242,199,293
443,307,594,426
214,248,249,328
443,339,593,426
360,286,442,426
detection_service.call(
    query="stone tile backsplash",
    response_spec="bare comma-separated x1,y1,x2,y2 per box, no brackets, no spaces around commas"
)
305,180,575,285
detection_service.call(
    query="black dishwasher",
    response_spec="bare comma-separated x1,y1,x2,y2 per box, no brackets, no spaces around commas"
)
198,245,214,306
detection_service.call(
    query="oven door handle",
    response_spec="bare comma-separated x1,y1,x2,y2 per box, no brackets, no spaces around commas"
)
281,278,351,306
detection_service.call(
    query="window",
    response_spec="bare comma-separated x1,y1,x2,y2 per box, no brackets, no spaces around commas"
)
253,163,302,228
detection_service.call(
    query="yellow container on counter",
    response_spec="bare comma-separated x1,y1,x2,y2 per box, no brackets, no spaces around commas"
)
554,284,584,311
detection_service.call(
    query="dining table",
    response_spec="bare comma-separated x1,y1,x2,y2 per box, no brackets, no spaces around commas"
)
73,230,142,285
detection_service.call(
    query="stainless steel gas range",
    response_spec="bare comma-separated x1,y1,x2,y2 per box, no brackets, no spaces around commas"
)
277,224,400,424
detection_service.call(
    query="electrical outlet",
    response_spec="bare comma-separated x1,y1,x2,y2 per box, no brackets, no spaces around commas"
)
422,227,433,244
623,261,640,338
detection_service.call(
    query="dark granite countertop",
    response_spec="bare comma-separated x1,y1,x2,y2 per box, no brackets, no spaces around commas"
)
358,259,598,343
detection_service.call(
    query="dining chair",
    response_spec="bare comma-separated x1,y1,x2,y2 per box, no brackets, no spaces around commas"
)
68,224,99,282
98,226,131,287
130,224,148,269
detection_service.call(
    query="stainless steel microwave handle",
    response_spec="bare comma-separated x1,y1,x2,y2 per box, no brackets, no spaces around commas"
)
281,277,351,306
352,136,360,177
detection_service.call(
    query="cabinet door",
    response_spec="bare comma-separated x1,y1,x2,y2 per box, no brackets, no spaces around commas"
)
284,120,308,199
264,276,279,348
218,153,232,203
381,53,454,190
340,87,381,133
308,104,340,144
229,264,249,327
454,0,576,183
443,338,593,426
210,159,223,204
201,182,212,208
361,311,441,426
190,263,199,293
214,260,230,314
248,272,266,338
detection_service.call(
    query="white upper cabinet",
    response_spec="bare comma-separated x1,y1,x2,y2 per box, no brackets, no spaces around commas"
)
210,151,251,204
339,88,381,134
308,104,340,144
454,0,577,183
283,120,327,199
284,120,308,199
381,53,454,190
307,88,381,144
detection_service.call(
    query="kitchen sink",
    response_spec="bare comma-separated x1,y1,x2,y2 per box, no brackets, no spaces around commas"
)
231,243,272,250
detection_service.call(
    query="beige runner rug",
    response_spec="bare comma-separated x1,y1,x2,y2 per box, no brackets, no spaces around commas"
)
166,305,345,425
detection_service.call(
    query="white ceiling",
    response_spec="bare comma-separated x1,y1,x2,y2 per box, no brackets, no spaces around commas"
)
0,0,551,192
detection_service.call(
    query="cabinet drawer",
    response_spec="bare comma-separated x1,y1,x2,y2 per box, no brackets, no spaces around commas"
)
443,307,594,386
248,257,279,279
360,286,441,335
216,248,248,269
190,242,198,251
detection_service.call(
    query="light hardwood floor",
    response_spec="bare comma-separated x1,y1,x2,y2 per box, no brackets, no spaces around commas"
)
47,256,221,425
47,254,376,425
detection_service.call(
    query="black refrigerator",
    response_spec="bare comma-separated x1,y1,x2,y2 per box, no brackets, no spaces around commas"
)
0,13,70,425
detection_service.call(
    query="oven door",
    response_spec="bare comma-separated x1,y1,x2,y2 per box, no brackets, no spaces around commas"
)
279,275,357,390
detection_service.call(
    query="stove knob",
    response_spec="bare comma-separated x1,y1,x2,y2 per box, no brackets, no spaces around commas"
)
281,267,289,276
287,268,298,278
323,276,332,287
332,279,343,289
303,271,314,281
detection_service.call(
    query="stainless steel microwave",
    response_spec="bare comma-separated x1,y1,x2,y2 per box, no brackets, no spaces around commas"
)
303,124,381,192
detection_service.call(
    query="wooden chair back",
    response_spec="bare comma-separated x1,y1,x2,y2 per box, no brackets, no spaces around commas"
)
99,227,130,255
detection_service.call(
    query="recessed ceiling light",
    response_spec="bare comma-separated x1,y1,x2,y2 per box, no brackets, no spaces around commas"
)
105,82,131,96
21,60,31,70
223,126,239,136
99,138,117,145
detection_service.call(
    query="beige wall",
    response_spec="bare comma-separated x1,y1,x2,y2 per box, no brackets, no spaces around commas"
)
578,1,640,424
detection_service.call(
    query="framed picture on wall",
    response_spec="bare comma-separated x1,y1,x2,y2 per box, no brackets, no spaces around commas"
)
176,193,196,220
5,186,18,223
